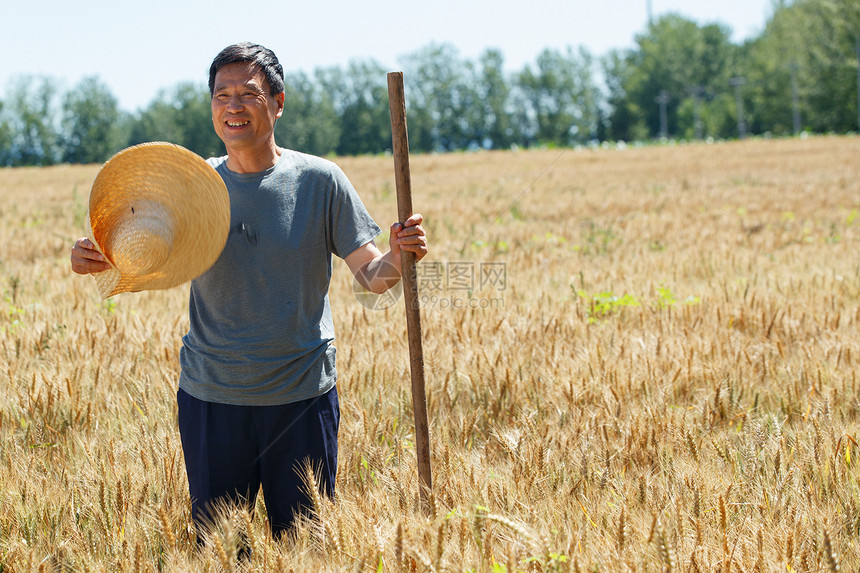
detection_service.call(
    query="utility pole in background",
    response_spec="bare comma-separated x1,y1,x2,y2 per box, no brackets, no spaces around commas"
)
789,63,801,135
656,90,669,139
729,77,747,139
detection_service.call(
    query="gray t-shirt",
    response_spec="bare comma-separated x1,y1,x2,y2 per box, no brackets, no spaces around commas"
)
178,150,381,406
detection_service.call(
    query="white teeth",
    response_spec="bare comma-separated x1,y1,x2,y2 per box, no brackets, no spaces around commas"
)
227,120,249,127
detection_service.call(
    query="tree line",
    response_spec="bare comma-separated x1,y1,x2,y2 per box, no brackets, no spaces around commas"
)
0,0,857,167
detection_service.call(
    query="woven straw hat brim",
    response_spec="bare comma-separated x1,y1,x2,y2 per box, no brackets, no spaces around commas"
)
88,142,230,298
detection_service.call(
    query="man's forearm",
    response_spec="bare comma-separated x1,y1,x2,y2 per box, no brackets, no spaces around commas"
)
355,250,402,294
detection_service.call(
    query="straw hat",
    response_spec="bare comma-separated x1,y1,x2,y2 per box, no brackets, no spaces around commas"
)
87,142,231,298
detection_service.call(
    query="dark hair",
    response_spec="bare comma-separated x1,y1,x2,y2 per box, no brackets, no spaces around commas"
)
208,42,285,97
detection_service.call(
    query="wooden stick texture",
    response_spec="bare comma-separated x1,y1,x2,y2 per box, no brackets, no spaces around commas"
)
387,71,432,510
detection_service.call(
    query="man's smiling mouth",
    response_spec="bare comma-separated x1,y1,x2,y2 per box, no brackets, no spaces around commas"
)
227,120,249,127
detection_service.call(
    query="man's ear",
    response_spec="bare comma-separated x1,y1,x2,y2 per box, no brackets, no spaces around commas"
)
275,92,285,119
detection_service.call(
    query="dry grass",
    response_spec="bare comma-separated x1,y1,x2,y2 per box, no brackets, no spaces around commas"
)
1,136,859,571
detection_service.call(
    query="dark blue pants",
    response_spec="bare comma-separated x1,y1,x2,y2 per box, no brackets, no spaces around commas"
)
177,386,339,540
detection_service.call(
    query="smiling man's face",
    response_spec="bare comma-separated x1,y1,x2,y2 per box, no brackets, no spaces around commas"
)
211,62,284,156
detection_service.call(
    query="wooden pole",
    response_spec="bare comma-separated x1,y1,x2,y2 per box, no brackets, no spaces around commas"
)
387,71,432,512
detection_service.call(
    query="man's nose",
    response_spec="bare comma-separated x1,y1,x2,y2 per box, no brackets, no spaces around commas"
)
226,95,244,111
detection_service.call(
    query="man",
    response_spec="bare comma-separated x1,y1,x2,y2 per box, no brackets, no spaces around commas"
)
70,42,428,539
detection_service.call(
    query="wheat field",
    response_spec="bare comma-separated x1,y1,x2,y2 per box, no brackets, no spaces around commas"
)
1,136,859,571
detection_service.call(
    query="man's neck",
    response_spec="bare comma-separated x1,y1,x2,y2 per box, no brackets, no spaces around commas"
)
225,144,282,174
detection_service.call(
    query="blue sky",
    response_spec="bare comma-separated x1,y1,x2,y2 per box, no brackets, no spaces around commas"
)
6,0,774,112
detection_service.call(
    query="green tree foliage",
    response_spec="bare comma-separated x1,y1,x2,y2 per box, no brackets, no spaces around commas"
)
401,43,483,152
605,14,738,140
796,0,859,132
517,46,600,146
743,0,859,135
128,82,224,158
275,71,340,157
0,101,13,166
602,49,635,142
676,92,737,139
742,4,804,136
60,76,125,164
2,14,860,167
316,61,389,156
476,49,516,149
0,76,61,166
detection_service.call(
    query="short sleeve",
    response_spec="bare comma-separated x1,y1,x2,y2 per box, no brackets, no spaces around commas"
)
325,165,382,258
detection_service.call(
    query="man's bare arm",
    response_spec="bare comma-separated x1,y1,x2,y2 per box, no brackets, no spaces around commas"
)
344,213,428,294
